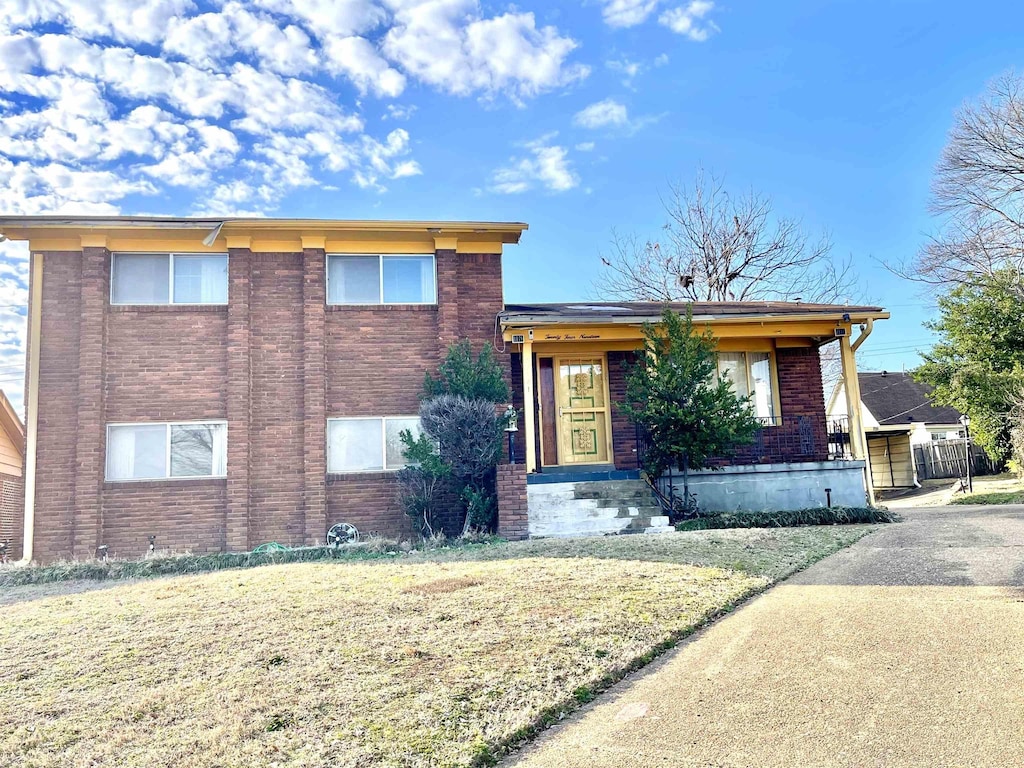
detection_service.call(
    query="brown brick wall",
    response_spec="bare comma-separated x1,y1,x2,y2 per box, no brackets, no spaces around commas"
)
0,473,24,561
28,247,505,562
496,463,527,540
608,351,639,470
249,252,306,546
101,479,228,558
33,252,81,562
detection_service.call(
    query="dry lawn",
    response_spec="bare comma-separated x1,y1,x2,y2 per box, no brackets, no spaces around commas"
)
0,529,872,767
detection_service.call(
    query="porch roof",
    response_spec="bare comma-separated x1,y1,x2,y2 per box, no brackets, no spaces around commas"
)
501,301,888,326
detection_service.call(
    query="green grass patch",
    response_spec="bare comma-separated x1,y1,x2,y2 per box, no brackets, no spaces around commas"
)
0,528,872,766
950,489,1024,505
675,506,899,531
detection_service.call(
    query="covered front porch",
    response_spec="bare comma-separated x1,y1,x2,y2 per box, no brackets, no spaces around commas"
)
496,302,888,534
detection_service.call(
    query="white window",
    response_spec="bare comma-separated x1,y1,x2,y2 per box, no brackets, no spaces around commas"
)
106,421,227,480
111,253,228,305
327,255,436,305
716,351,777,422
327,417,421,472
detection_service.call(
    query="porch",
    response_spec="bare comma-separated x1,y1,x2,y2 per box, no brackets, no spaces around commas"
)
496,302,887,537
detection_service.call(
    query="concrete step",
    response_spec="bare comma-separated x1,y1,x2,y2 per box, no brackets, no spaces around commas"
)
604,506,666,520
529,517,636,537
573,480,651,499
643,525,676,534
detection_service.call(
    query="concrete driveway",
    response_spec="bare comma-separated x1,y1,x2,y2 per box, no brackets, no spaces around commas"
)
507,505,1024,768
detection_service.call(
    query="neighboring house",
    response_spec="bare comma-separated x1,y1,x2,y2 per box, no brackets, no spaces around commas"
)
1,216,888,562
827,371,964,489
0,390,25,561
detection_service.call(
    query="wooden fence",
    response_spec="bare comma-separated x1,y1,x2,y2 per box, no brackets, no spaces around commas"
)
912,440,998,481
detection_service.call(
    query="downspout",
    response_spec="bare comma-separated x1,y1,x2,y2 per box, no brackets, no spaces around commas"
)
847,317,875,505
851,317,874,353
21,252,42,563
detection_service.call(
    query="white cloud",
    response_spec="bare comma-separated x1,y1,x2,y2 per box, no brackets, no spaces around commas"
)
574,99,630,129
491,135,578,194
250,0,388,38
659,0,718,40
600,0,718,39
323,35,406,97
607,57,642,86
575,141,596,152
382,0,589,103
383,103,417,120
600,0,660,28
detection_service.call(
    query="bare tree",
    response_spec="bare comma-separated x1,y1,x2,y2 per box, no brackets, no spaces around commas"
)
594,169,855,303
905,72,1024,297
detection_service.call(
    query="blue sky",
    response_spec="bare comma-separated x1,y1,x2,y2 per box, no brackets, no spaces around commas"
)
1,0,1023,413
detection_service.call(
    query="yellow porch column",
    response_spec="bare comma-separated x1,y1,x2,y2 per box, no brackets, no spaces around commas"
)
522,339,537,473
839,334,875,503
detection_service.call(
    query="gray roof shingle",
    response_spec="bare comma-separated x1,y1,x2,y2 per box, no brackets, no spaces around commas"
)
858,371,962,426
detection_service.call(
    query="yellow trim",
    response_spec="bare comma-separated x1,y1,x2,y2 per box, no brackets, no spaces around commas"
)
522,339,537,473
80,234,107,248
503,319,881,344
23,235,508,255
21,253,42,563
433,236,458,251
0,219,527,255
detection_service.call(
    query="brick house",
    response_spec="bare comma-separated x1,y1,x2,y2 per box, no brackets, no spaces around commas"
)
3,217,523,563
0,390,25,561
1,216,887,562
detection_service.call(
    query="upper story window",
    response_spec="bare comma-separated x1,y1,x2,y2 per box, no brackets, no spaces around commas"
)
111,253,228,305
327,254,436,305
106,421,227,481
716,351,777,423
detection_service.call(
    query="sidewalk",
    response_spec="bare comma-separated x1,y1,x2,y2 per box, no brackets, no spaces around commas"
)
506,505,1024,767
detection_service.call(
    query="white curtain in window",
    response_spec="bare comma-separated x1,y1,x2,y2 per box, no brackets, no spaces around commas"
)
328,256,380,303
749,353,774,420
328,419,384,471
211,423,227,475
382,256,435,303
112,254,169,304
173,256,227,304
717,353,749,398
106,424,167,480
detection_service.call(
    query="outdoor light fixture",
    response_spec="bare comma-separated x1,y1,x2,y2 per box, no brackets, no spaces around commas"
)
202,222,224,247
503,405,519,464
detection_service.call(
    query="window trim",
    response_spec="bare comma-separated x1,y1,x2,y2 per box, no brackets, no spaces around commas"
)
105,420,228,482
325,253,438,306
326,415,421,473
110,252,230,306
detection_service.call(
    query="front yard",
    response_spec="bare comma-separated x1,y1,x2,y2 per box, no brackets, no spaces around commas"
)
0,528,871,767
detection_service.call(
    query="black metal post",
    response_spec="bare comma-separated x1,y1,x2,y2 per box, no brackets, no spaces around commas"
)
507,431,516,465
964,426,973,494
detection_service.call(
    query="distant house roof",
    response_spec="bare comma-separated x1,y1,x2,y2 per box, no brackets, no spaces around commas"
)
858,372,962,426
501,301,887,325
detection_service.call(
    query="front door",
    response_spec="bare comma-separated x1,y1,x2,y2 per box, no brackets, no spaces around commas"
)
554,356,611,465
